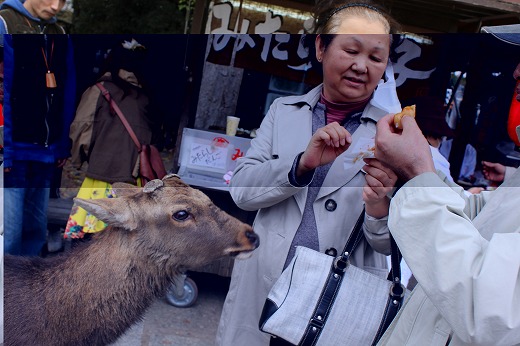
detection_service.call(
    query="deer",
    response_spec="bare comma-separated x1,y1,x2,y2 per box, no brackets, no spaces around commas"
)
4,174,260,346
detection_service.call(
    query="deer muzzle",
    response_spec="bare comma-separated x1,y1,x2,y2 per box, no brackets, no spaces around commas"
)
226,230,260,259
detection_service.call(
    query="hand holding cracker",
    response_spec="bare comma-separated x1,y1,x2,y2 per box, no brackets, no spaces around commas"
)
393,105,416,129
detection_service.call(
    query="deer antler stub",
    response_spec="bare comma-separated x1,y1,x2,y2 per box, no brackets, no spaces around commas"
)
143,179,164,193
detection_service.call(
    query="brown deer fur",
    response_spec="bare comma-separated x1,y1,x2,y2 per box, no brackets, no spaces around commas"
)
4,175,259,346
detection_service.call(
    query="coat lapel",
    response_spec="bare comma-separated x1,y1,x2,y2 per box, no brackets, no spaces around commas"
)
272,85,321,160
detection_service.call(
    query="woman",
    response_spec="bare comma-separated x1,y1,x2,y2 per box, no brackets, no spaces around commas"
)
65,39,157,239
216,1,402,345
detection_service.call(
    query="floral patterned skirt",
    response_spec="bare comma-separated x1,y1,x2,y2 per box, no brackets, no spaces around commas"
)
64,177,115,239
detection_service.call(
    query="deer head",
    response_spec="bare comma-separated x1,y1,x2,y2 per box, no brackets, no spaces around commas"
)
73,174,259,271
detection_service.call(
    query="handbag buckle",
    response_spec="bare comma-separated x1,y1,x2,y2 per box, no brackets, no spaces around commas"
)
309,316,324,329
333,253,349,273
390,278,406,300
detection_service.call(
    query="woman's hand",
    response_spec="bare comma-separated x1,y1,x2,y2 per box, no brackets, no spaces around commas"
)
362,158,397,218
297,122,352,177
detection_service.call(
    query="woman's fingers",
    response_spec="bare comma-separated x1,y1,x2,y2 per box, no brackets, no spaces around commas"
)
316,122,352,147
363,175,387,200
301,123,354,170
365,173,383,189
363,159,397,187
362,185,377,202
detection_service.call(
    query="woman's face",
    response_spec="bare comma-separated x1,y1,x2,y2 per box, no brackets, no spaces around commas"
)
316,17,390,103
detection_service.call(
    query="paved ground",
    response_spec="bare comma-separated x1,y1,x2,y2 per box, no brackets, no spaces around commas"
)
110,272,230,346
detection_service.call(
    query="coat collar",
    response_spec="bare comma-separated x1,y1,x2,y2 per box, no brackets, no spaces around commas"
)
99,70,141,88
280,84,383,124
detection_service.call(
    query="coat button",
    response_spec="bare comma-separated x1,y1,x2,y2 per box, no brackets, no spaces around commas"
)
325,199,337,212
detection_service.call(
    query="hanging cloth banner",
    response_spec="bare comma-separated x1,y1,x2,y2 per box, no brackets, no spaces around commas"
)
206,34,323,85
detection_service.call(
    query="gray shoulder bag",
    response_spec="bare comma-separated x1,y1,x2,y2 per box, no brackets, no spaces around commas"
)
259,210,408,345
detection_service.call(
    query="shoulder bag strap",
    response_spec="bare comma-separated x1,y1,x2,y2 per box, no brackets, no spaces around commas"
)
340,209,404,299
340,210,366,261
96,82,141,151
371,234,405,346
339,211,403,286
373,183,408,345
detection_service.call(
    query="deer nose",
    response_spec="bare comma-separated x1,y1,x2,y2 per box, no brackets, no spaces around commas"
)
245,230,260,248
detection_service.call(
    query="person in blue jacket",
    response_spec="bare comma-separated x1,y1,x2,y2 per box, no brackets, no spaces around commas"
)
3,33,75,255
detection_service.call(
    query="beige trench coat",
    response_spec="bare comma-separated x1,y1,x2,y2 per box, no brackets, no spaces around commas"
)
378,167,520,346
216,84,397,346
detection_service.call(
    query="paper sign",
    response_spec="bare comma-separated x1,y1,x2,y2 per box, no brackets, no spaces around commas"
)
190,143,228,170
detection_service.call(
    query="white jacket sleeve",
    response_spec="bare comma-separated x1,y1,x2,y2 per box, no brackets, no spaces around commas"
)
505,165,517,181
390,172,520,345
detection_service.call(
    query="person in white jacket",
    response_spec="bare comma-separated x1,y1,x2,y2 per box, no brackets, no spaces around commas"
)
374,50,520,345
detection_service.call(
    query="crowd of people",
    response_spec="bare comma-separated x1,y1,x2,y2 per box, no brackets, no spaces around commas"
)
1,0,520,345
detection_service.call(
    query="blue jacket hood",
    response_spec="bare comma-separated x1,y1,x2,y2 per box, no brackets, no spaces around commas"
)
0,0,58,23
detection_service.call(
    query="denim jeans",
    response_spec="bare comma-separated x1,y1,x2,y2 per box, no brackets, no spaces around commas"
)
4,160,54,256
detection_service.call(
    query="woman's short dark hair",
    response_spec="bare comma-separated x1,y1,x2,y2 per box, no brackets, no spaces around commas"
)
312,0,401,35
100,40,148,95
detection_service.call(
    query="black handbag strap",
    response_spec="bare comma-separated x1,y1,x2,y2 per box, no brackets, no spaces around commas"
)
329,210,365,274
335,210,402,282
299,209,406,346
340,210,366,260
388,233,403,282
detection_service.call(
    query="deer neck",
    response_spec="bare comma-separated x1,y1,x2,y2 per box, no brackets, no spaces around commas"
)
40,228,182,342
67,228,180,294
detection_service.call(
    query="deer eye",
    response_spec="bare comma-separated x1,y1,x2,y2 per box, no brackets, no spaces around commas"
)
173,210,190,221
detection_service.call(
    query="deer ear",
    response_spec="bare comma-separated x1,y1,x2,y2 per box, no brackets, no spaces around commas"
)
111,182,141,198
74,197,138,230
